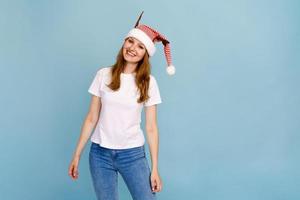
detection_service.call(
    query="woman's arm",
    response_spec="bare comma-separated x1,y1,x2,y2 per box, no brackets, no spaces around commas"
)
145,105,159,170
145,104,162,192
69,95,101,180
72,95,102,159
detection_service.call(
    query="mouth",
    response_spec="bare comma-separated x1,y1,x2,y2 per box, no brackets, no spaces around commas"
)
126,50,136,57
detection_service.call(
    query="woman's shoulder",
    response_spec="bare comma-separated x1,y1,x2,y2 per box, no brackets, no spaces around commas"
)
95,66,112,76
149,74,159,86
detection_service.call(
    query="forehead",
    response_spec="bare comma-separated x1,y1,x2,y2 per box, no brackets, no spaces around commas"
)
127,37,145,46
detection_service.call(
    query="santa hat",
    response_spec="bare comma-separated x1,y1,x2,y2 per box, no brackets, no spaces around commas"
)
125,11,176,75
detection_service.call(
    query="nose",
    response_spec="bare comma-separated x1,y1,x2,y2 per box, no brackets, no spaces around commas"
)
129,44,136,51
129,42,139,50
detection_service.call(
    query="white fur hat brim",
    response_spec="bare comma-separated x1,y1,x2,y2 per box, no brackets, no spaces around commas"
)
126,28,156,56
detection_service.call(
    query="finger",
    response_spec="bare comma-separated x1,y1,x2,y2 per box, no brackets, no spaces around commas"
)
68,166,75,177
154,181,160,192
156,184,161,192
69,166,78,179
151,179,157,191
155,180,162,192
157,183,162,192
73,168,79,178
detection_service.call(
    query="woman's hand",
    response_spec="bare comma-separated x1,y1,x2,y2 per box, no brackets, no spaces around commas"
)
150,169,163,192
68,156,80,180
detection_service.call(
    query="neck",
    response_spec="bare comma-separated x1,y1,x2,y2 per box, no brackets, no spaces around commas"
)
123,62,138,74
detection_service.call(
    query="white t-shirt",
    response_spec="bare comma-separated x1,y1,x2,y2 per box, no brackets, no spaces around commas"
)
88,66,162,149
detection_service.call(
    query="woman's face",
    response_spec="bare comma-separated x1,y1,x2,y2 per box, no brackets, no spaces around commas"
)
122,37,147,64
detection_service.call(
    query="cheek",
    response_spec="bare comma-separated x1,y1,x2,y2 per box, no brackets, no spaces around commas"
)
123,42,129,49
122,48,126,55
138,49,146,57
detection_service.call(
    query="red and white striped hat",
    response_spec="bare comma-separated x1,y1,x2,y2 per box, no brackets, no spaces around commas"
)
125,11,176,75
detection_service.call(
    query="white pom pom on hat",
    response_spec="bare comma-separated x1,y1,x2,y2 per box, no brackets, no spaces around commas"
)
166,65,176,75
125,11,176,76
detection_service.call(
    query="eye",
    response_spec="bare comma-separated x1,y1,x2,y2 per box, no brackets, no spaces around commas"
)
139,45,144,49
128,38,133,43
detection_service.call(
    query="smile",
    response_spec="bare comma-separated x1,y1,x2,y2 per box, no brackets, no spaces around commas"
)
126,50,136,57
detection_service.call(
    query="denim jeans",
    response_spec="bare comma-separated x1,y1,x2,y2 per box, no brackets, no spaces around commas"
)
89,142,157,200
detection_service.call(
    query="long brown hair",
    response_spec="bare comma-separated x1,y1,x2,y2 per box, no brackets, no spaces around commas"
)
107,41,151,104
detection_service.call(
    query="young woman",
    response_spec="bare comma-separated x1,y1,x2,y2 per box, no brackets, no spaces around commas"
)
68,12,175,200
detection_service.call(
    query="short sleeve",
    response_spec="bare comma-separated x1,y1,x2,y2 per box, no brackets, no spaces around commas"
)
144,76,162,107
88,68,104,97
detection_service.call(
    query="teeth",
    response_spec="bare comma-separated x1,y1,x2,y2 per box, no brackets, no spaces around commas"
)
127,51,136,56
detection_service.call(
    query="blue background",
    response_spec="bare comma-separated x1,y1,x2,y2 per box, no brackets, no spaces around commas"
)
0,0,299,199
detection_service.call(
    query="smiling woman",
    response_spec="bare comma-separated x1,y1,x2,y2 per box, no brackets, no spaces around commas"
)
123,37,147,66
68,11,175,200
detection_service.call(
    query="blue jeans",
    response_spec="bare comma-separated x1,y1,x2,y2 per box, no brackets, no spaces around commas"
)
89,142,157,200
